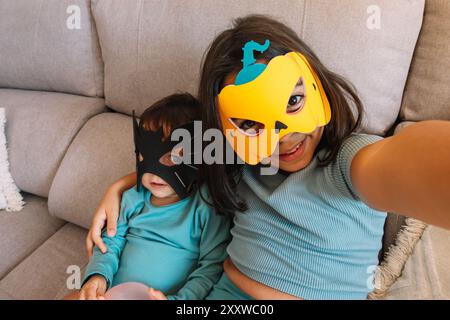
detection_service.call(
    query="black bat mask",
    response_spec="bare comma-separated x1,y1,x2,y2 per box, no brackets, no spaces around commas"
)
132,111,199,199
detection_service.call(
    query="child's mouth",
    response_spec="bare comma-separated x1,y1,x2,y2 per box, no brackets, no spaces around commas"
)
278,138,306,162
150,182,167,188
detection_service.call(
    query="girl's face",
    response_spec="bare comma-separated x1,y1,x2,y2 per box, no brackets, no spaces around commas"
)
223,70,324,173
275,126,323,172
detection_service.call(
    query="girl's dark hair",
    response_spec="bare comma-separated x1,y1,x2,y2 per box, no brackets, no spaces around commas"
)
198,14,363,216
140,93,202,138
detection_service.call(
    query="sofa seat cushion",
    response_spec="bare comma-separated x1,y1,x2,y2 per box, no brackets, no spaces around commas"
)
0,223,88,300
0,89,106,197
48,112,135,229
0,193,65,279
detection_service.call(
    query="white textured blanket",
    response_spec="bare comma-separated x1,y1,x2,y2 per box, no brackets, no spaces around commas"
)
383,225,450,299
370,218,450,300
0,108,24,211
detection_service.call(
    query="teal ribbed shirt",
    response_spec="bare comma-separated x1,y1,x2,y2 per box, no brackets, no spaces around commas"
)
83,186,230,300
227,133,387,300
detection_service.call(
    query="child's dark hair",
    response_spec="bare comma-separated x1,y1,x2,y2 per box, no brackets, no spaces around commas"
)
198,14,364,216
140,93,202,138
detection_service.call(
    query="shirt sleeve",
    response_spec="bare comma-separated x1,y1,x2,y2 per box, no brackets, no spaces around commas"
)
82,187,145,289
328,133,383,201
167,200,231,300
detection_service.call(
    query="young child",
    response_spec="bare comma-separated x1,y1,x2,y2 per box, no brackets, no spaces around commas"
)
86,15,450,300
78,93,230,300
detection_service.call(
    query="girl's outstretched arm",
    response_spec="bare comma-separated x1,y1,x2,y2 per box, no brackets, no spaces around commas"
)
351,120,450,229
86,172,137,257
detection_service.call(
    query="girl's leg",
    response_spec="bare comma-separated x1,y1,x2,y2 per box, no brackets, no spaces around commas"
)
206,273,252,300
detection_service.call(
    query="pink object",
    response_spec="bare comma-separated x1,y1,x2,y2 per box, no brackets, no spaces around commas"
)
103,282,150,300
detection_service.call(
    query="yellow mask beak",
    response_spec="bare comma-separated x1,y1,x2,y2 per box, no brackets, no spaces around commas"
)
218,51,331,165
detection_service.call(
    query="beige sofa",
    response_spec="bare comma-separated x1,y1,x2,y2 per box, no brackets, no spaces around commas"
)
0,0,449,299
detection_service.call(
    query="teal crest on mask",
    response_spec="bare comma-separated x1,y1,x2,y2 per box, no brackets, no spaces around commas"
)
235,40,271,85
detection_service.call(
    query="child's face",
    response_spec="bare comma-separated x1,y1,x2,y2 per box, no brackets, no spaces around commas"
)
139,150,180,199
223,67,324,173
141,172,178,199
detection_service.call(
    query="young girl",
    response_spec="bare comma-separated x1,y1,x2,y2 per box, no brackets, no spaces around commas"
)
86,15,450,300
75,94,230,300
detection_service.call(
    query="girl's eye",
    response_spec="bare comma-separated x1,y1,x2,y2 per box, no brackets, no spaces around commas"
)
287,95,305,114
230,118,265,136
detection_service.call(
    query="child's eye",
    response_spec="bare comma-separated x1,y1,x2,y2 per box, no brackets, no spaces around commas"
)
159,151,176,167
287,94,305,114
159,147,184,167
230,118,264,135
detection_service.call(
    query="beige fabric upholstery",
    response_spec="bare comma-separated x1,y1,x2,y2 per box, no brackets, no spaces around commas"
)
0,0,104,97
0,289,13,300
48,113,135,228
400,0,450,121
302,0,424,135
0,89,105,197
92,0,424,135
0,0,103,97
0,224,88,300
0,193,65,279
91,0,305,116
394,121,416,134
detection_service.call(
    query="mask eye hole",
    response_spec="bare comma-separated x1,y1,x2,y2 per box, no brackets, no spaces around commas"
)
159,147,183,167
229,118,264,137
286,77,306,115
138,153,144,162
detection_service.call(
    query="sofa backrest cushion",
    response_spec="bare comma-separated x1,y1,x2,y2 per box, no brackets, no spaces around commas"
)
48,113,135,228
400,0,450,121
0,0,104,97
92,0,424,135
0,89,105,198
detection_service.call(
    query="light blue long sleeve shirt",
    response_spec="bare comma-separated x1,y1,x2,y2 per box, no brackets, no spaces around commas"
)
226,133,387,300
83,186,230,300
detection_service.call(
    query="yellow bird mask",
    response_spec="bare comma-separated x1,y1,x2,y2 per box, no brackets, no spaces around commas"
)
217,40,331,165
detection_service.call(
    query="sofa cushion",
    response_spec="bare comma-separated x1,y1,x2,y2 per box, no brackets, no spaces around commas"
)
400,0,450,122
0,193,65,280
0,0,104,97
91,0,424,136
0,89,105,197
0,224,88,300
394,121,416,134
48,113,135,228
302,0,424,135
0,289,14,300
91,0,305,116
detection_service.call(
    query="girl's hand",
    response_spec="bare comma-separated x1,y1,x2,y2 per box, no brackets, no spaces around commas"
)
86,186,121,257
148,288,168,300
79,275,107,300
86,172,137,258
